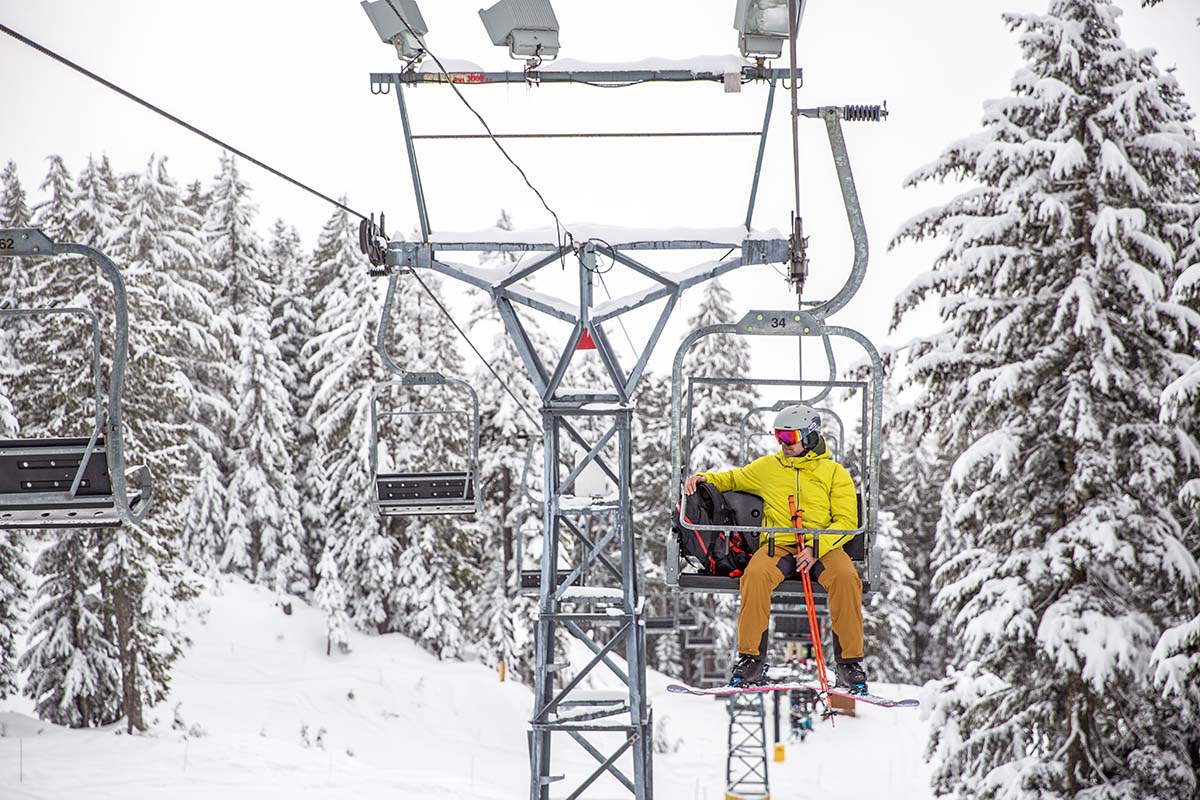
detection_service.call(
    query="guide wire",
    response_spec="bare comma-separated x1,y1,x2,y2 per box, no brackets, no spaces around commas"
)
0,22,370,224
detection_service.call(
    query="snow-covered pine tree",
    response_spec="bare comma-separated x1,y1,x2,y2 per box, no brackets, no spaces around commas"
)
0,529,25,699
216,210,305,594
267,220,314,593
15,157,121,729
100,155,198,733
1152,152,1200,774
17,157,97,440
176,165,234,572
183,179,211,219
204,153,296,583
0,162,35,431
0,161,32,306
892,2,1200,795
887,426,952,681
314,546,350,655
20,531,123,726
305,206,398,632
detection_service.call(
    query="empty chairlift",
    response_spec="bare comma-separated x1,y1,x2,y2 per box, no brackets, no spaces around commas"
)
370,372,481,516
370,268,481,517
0,229,152,529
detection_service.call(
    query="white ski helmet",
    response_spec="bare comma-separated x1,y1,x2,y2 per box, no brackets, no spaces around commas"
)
773,404,821,451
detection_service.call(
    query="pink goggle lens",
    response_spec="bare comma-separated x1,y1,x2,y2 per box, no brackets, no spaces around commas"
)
775,428,801,446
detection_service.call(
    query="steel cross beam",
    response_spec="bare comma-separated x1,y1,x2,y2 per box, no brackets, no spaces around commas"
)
370,64,797,91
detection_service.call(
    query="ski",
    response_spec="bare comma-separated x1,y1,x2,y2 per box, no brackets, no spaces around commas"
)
665,681,919,708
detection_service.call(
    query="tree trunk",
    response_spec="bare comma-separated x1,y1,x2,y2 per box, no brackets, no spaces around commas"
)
111,577,144,733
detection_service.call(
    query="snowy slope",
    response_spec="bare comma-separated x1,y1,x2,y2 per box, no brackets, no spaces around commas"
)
0,581,934,799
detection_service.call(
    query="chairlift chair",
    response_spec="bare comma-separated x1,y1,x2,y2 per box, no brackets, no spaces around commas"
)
371,269,481,517
669,327,881,597
666,104,886,599
0,229,152,529
369,372,481,516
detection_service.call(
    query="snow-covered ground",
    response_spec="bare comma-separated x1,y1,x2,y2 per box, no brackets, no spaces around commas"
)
0,581,934,799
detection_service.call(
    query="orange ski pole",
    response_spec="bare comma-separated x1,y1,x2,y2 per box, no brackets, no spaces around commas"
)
790,496,832,707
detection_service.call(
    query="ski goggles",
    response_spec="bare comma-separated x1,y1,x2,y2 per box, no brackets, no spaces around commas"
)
774,428,803,446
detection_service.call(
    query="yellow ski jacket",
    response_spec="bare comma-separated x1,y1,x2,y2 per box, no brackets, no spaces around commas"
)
699,446,858,557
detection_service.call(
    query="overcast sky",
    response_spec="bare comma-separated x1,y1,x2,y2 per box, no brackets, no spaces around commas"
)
2,0,1199,396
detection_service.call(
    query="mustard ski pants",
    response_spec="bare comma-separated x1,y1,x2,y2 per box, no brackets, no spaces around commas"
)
736,543,864,660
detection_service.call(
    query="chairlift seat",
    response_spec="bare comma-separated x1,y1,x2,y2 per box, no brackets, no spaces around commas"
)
375,470,476,516
0,437,142,529
644,616,678,632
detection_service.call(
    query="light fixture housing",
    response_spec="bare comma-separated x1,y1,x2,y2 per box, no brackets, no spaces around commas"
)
733,0,805,60
361,0,429,61
478,0,561,60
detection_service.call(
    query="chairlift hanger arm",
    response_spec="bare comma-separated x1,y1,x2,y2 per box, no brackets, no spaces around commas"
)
790,106,887,319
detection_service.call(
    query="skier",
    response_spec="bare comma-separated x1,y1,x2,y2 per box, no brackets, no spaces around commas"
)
683,404,867,693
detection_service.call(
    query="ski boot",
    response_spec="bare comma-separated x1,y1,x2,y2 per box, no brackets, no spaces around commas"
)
727,653,768,687
834,659,869,696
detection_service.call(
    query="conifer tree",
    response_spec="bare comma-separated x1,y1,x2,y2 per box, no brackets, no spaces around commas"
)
888,428,952,680
315,547,350,655
267,220,315,592
0,530,25,699
100,155,197,733
217,215,306,594
205,153,278,579
892,2,1200,795
176,166,233,572
0,162,35,430
1153,186,1200,771
305,206,398,631
16,157,106,441
0,161,32,306
20,532,122,726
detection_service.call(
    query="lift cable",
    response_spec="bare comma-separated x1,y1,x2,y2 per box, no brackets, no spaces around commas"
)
0,22,369,225
0,20,544,431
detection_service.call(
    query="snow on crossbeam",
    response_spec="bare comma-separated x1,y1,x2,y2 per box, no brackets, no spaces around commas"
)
430,223,783,250
541,55,752,74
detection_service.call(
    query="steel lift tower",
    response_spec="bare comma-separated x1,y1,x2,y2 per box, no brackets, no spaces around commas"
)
359,4,884,798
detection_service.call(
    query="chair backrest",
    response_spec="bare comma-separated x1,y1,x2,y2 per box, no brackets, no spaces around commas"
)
0,438,113,497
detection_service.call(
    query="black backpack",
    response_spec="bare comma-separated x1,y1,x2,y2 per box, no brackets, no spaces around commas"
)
673,483,763,577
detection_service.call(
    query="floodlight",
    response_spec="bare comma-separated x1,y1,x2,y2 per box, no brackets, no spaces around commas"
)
479,0,561,61
733,0,806,60
362,0,429,61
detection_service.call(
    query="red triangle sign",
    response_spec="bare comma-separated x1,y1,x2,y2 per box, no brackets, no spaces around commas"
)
577,328,597,350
